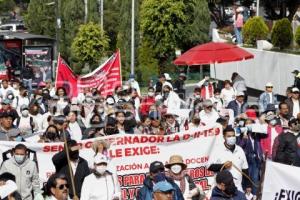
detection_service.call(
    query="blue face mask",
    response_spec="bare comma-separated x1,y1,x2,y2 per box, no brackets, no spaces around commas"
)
153,172,166,183
15,136,23,142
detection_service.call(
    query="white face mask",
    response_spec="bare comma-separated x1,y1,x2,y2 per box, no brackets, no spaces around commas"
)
195,95,200,99
226,136,236,146
98,108,104,113
148,92,154,97
86,97,93,103
14,155,25,164
96,165,107,175
215,95,220,99
170,164,182,174
21,110,29,117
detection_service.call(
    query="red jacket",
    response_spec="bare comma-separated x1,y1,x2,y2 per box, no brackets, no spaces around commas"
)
140,97,155,116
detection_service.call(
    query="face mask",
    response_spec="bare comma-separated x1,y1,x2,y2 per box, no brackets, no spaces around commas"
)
163,92,170,99
98,108,104,114
21,110,29,117
69,150,79,160
195,95,200,99
226,136,236,146
215,95,220,99
86,97,93,103
170,164,182,174
153,172,166,183
7,95,14,100
105,128,116,135
269,119,277,126
14,155,25,164
148,92,154,97
96,165,107,175
46,132,57,140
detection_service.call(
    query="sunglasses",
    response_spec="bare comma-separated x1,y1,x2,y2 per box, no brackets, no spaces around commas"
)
205,106,213,109
57,184,69,190
266,86,273,88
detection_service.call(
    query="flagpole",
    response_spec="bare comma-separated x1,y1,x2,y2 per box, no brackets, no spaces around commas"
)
119,49,123,86
130,0,135,75
54,53,60,90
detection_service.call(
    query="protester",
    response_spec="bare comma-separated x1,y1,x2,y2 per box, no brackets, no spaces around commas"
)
165,155,204,200
227,92,248,117
0,144,40,200
231,73,247,100
0,80,14,99
258,82,278,112
21,65,34,92
67,111,85,141
277,102,291,128
52,140,90,198
164,113,180,135
210,88,224,112
152,181,174,200
155,74,166,94
211,170,247,200
39,125,60,143
162,84,182,110
197,76,214,100
140,87,156,117
128,74,141,96
173,73,187,100
0,111,22,141
136,161,184,200
199,100,219,126
292,69,300,89
81,154,121,200
15,104,36,137
285,87,300,118
221,80,235,107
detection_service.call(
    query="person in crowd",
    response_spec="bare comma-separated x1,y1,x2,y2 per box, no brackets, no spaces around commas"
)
152,181,175,200
221,80,235,107
199,100,219,126
162,84,182,110
227,92,248,117
135,115,153,134
285,87,300,118
164,113,180,135
210,88,224,112
67,111,85,141
197,76,214,100
52,115,71,141
56,87,70,115
136,161,184,200
0,172,22,200
164,73,172,85
292,69,300,89
82,114,105,139
0,80,14,99
29,89,48,114
208,126,250,192
173,73,187,100
233,7,244,45
39,125,60,143
128,74,141,96
16,87,30,113
52,140,90,199
188,115,201,130
258,82,279,112
277,102,291,128
155,74,166,94
140,87,156,117
274,117,300,166
29,103,43,132
165,155,204,200
0,111,22,141
115,110,126,134
15,104,36,137
10,79,21,98
21,65,34,92
35,173,69,200
131,88,141,111
211,170,247,200
0,99,19,120
77,88,91,104
80,154,121,200
0,144,40,200
231,73,247,101
6,91,17,109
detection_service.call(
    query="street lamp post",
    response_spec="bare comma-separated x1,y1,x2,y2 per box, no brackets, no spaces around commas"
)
130,0,135,76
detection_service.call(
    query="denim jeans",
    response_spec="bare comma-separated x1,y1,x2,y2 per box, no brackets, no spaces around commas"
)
23,78,32,92
234,27,243,44
248,160,260,195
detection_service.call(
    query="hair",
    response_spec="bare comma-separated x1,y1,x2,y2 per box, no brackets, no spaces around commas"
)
231,72,238,82
43,173,68,196
92,140,109,155
279,102,288,109
90,113,102,124
55,87,67,97
223,126,235,136
43,125,60,141
14,143,27,152
214,88,221,94
0,172,16,182
224,80,232,86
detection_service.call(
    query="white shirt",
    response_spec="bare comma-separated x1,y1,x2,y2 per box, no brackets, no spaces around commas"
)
31,114,43,131
175,178,190,198
81,173,121,200
292,98,300,118
68,122,83,141
207,144,248,191
268,92,273,104
221,88,235,107
70,160,78,175
0,87,13,99
199,110,219,126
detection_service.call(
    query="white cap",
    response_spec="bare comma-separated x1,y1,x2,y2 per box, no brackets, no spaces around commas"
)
236,7,244,12
163,82,173,90
0,180,18,199
164,73,172,81
236,91,245,96
292,87,300,93
71,97,78,105
93,154,109,164
265,82,273,87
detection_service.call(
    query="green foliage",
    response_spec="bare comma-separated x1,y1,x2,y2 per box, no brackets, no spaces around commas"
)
71,22,109,72
87,0,100,23
295,26,300,46
271,18,293,49
242,16,269,46
0,0,15,13
24,0,55,37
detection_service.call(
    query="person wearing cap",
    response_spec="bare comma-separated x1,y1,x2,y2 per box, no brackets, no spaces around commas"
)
285,87,300,118
155,74,166,94
15,86,30,113
6,90,18,109
0,97,19,120
52,115,71,141
227,91,248,117
165,155,204,200
231,73,247,102
258,82,279,112
211,170,247,200
162,84,182,110
140,87,156,117
199,99,219,126
274,117,300,166
0,110,22,141
207,126,250,192
128,74,141,96
292,69,300,90
80,154,121,200
233,7,244,45
14,104,36,137
164,113,180,135
0,144,40,200
197,76,214,100
52,140,90,199
136,161,184,200
173,73,187,100
153,181,174,200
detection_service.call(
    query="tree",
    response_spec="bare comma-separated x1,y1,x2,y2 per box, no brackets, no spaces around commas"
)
0,0,15,13
263,0,300,21
87,0,100,22
242,16,269,46
271,18,293,49
71,22,110,72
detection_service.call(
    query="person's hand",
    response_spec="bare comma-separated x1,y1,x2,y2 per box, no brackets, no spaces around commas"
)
224,161,232,169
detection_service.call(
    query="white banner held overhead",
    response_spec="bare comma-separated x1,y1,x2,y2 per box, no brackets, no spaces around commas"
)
262,161,300,200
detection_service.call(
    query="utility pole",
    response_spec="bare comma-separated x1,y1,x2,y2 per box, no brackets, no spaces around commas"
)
55,0,61,59
84,0,88,23
257,0,260,16
130,0,135,75
97,0,104,30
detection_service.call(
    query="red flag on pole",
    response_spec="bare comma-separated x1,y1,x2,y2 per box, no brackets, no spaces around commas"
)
55,55,78,97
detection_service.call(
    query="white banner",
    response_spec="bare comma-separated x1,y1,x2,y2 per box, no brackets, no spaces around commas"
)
0,125,223,199
262,161,300,200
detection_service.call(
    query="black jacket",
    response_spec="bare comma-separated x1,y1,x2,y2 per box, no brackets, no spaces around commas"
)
22,66,34,80
52,151,90,198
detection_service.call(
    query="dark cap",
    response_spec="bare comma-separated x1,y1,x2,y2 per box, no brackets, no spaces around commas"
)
149,111,161,120
264,104,276,113
149,161,164,173
216,170,234,184
0,111,13,118
292,70,299,74
53,115,66,125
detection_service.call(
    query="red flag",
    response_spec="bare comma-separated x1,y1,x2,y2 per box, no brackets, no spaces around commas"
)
78,50,122,96
55,55,78,97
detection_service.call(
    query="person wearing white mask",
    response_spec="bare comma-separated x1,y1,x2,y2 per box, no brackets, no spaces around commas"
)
207,126,250,192
14,104,37,137
210,88,224,112
0,144,40,200
80,154,121,200
165,155,204,200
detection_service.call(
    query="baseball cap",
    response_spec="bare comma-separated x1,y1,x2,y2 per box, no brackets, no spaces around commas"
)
292,87,300,93
236,91,245,96
265,82,273,87
216,170,234,185
93,154,109,164
153,181,174,192
1,99,11,105
202,99,213,107
149,161,164,173
292,70,299,74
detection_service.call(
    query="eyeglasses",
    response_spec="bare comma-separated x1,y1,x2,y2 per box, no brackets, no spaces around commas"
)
205,106,213,109
266,86,273,88
57,184,69,190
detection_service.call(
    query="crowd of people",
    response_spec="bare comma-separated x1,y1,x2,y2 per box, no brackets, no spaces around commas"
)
0,69,299,200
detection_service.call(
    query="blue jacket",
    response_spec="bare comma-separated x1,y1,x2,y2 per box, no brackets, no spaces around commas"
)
258,92,278,112
211,186,247,200
226,100,248,117
136,176,184,200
